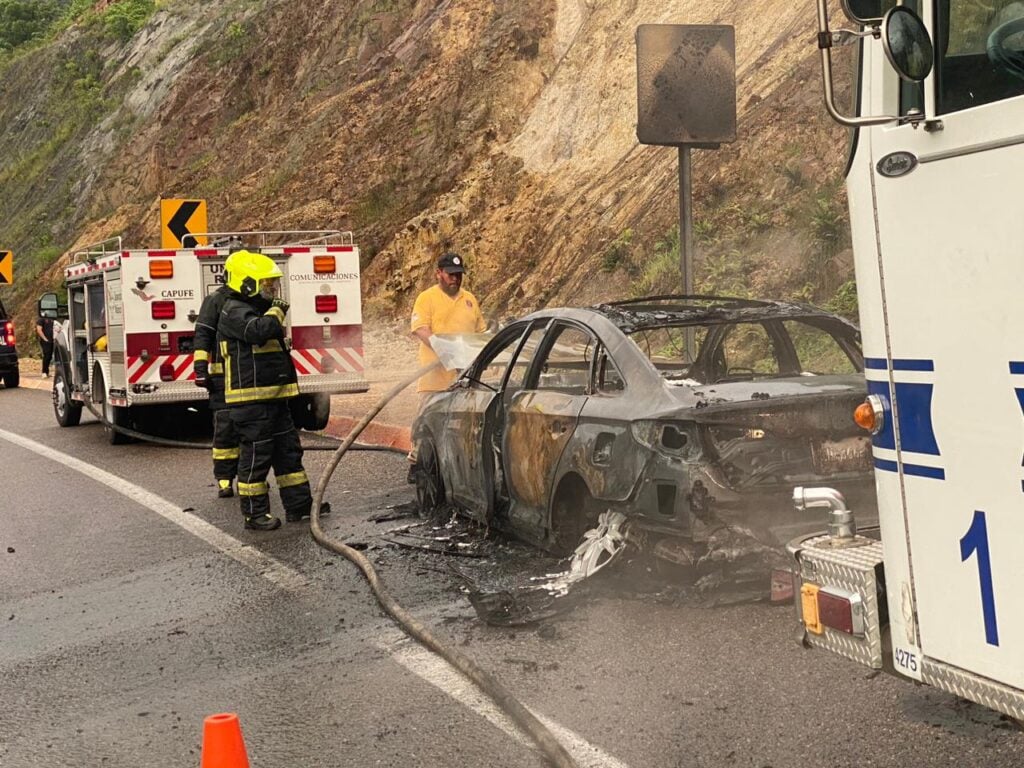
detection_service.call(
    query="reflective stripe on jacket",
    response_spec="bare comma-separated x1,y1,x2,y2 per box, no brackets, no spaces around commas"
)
217,295,299,405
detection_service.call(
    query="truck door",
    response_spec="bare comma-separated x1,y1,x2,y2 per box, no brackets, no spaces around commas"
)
105,270,125,390
864,2,1024,688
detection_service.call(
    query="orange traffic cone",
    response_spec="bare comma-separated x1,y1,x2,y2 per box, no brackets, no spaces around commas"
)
200,713,250,768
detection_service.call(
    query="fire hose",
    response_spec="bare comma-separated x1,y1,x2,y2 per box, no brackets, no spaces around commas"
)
308,363,580,768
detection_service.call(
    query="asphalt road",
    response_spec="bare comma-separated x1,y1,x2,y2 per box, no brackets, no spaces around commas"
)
1,384,1022,768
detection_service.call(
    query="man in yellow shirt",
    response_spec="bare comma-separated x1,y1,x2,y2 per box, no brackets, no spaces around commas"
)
410,252,486,393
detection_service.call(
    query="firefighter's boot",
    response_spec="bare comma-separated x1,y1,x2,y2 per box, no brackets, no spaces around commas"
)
244,513,282,531
217,479,234,498
286,502,331,523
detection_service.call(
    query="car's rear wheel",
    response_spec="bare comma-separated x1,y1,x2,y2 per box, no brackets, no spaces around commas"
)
550,475,601,556
53,367,82,427
3,370,19,388
414,438,446,515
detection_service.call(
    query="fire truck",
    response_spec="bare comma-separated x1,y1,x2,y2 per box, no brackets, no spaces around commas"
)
45,231,367,444
787,0,1024,719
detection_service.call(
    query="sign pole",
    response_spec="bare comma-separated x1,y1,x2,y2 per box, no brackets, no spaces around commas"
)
678,146,695,295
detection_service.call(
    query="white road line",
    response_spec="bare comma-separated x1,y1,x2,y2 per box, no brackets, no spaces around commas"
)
0,428,306,591
382,636,632,768
3,425,624,764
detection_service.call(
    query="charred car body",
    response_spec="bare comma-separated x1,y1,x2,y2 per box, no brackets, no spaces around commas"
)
412,296,877,563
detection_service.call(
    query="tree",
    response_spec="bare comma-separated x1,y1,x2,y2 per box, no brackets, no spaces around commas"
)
0,0,62,52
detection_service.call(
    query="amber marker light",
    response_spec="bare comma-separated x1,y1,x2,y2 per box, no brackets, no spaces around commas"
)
313,255,336,274
853,394,884,435
149,259,174,278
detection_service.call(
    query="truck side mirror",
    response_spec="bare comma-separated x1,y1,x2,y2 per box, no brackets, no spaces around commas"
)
882,6,934,82
38,292,68,320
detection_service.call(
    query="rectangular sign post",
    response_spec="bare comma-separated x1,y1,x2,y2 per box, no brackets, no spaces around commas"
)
636,24,737,297
160,199,208,248
0,250,11,284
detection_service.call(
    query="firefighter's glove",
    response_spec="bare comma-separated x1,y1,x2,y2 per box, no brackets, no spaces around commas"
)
194,361,211,389
271,298,290,316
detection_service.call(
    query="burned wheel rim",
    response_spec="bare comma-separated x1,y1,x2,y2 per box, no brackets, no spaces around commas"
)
414,441,444,513
567,511,628,579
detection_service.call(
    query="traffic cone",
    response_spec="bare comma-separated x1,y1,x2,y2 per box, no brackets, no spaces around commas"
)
200,713,250,768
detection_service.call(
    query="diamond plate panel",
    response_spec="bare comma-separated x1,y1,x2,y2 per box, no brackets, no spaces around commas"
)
922,658,1024,720
298,375,369,394
799,536,886,668
129,388,208,405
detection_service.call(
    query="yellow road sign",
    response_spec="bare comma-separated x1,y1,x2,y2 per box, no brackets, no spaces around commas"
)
0,250,11,284
160,199,208,248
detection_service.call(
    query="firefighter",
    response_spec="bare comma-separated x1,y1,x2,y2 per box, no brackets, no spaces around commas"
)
217,251,329,531
193,253,241,498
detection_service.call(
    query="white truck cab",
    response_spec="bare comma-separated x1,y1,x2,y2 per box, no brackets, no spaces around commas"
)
789,0,1024,719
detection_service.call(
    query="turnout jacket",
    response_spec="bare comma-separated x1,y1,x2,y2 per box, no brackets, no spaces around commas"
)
217,294,299,405
193,285,232,409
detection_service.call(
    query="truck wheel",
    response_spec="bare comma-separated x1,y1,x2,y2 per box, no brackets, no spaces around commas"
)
3,370,19,388
291,393,330,431
53,368,82,427
96,381,132,445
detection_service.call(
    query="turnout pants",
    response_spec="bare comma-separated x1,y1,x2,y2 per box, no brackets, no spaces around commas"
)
229,401,312,519
211,408,240,481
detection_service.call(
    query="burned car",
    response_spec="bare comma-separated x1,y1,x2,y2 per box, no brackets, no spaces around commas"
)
411,296,876,563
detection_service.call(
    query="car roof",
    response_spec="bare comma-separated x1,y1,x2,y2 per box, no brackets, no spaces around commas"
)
589,294,858,334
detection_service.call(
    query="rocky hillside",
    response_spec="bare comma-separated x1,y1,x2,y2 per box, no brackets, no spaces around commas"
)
0,0,856,342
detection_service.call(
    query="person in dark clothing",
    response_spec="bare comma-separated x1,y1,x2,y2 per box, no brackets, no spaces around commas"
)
193,256,241,498
216,251,329,531
36,313,54,378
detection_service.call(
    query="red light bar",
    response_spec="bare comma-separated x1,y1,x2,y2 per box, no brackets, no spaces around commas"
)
151,301,176,320
315,295,338,313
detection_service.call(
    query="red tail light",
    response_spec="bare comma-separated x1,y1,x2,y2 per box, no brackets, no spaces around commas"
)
315,295,338,313
817,590,858,634
3,321,13,346
159,362,175,381
801,584,864,636
151,301,176,320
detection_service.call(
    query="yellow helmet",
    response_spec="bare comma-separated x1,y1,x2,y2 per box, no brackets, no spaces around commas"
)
225,251,282,297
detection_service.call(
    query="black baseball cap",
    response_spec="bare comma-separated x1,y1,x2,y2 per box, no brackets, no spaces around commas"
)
437,252,466,274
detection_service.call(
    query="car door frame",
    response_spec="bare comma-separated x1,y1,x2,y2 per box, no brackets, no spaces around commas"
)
501,318,597,534
439,321,532,520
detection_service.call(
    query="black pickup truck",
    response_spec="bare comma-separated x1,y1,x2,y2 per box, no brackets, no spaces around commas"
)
0,297,19,388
